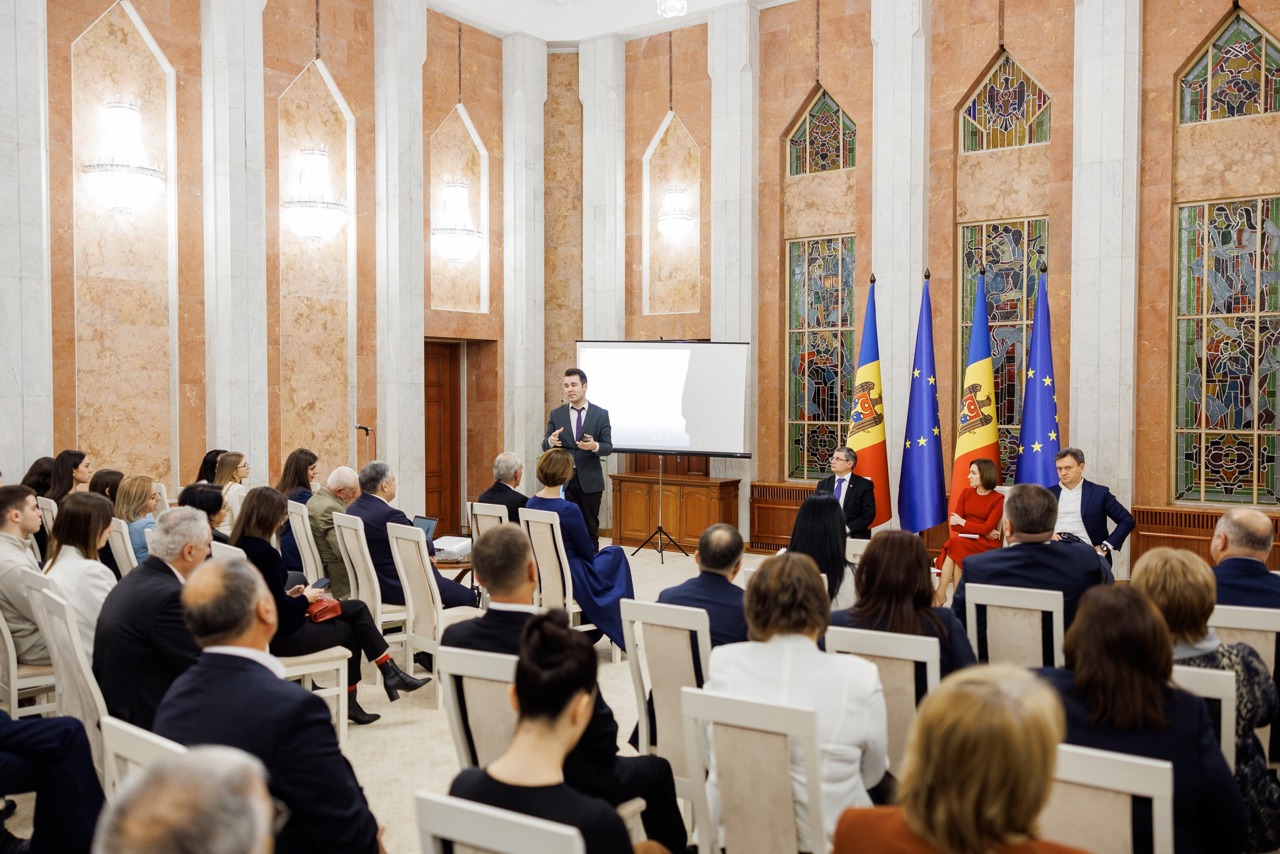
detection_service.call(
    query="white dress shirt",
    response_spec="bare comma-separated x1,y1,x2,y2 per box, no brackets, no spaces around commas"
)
203,644,287,679
1055,480,1090,541
46,546,117,657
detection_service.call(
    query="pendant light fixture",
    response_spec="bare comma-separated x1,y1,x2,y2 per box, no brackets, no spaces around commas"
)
431,21,484,265
656,32,692,238
657,0,688,18
82,99,165,213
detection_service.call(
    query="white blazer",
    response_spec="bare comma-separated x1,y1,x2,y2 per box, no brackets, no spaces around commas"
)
45,546,117,657
703,633,887,853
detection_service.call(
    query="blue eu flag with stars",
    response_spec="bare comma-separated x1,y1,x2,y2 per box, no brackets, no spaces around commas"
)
897,276,947,533
1014,265,1061,485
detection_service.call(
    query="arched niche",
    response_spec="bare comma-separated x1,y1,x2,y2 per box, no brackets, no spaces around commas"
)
642,110,701,315
429,104,489,313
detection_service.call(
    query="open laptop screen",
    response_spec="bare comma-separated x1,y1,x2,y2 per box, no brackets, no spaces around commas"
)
412,515,438,540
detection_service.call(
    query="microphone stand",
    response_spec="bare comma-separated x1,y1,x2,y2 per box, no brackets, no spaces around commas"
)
632,453,688,564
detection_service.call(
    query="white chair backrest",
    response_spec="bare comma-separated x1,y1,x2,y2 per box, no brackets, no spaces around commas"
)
469,502,511,538
438,647,519,768
964,583,1065,668
825,626,939,771
1040,744,1175,854
153,482,170,515
143,526,154,548
621,599,711,783
844,537,870,566
681,687,824,854
415,791,585,854
287,500,323,584
1172,664,1236,769
519,508,575,612
108,519,138,576
0,595,56,718
101,716,187,800
388,522,442,643
736,566,756,590
1209,604,1280,763
310,481,320,493
35,496,57,533
209,541,246,562
333,513,382,619
25,536,40,565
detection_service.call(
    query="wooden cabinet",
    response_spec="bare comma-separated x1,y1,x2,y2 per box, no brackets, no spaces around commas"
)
609,473,740,551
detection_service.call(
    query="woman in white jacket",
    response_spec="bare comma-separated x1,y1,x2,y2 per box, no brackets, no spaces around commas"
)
45,491,117,656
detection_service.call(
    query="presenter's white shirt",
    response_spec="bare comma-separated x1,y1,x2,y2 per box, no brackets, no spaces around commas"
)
1055,481,1090,541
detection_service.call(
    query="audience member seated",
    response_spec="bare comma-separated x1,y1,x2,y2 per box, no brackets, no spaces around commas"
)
93,507,209,730
816,445,876,539
0,485,51,666
832,530,976,680
1211,508,1280,608
48,449,92,505
657,522,748,647
1039,585,1246,854
88,469,124,577
831,665,1089,854
0,710,103,854
212,452,250,533
275,447,317,573
346,460,476,608
195,448,227,484
477,451,529,523
786,493,856,610
115,475,159,564
93,746,273,854
449,610,667,854
933,458,1004,606
441,526,685,854
307,466,359,599
178,483,232,544
704,552,887,852
231,486,427,725
154,560,382,854
526,449,634,648
20,457,54,561
1132,547,1280,853
45,492,117,657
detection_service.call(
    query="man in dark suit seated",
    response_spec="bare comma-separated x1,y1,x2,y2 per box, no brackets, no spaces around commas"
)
476,452,528,523
815,446,877,539
1211,508,1280,608
0,711,104,854
954,484,1113,661
345,460,476,609
154,559,381,854
1050,447,1135,564
441,526,685,854
657,523,748,647
93,507,210,730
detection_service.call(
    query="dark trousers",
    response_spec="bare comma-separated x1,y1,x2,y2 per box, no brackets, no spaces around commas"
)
270,599,390,687
565,475,603,549
567,754,685,854
437,569,479,608
0,713,103,854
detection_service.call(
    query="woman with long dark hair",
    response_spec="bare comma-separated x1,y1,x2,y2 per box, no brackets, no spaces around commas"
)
787,493,854,608
45,492,117,655
48,449,92,504
195,449,226,484
20,456,55,560
274,448,318,572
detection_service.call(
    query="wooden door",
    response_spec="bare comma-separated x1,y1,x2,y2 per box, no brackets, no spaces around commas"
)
424,341,462,536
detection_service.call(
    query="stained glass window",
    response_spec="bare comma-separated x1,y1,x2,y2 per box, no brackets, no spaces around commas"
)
960,54,1051,153
788,91,856,177
1181,13,1280,124
959,218,1049,483
1174,197,1280,504
787,236,856,479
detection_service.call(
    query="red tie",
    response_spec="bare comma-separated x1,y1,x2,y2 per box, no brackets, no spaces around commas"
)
574,407,584,441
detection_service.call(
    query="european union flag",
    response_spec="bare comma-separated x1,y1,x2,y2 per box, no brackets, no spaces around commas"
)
897,276,947,533
1014,265,1061,485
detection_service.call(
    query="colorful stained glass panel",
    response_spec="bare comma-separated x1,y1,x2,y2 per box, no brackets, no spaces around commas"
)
787,90,856,176
1182,13,1280,124
960,54,1052,153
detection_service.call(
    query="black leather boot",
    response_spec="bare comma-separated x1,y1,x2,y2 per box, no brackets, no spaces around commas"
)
379,658,430,701
347,695,380,725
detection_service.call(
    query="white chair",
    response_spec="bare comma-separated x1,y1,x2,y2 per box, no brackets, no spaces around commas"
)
209,541,246,562
735,566,756,589
143,526,154,549
1172,664,1236,769
1209,603,1280,764
101,716,187,800
332,513,408,667
468,501,512,537
153,482,170,515
25,536,40,565
107,518,138,576
844,537,870,566
0,602,56,718
964,583,1065,668
825,626,939,771
415,791,585,854
287,500,324,585
35,496,57,534
1040,744,1175,854
279,647,352,749
681,687,824,854
519,508,616,658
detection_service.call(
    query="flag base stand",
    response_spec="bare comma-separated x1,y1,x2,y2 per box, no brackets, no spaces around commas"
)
631,453,689,564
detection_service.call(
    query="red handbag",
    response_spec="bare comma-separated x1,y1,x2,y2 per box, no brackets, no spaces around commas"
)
306,596,342,622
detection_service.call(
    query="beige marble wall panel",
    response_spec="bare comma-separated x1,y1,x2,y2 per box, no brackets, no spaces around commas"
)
278,63,350,470
1174,113,1280,203
71,3,173,481
429,107,484,313
782,168,858,239
955,145,1051,222
544,53,583,415
646,115,700,314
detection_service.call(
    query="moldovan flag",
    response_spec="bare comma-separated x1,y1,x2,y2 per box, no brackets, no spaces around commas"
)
950,267,1001,512
846,278,892,528
897,275,947,533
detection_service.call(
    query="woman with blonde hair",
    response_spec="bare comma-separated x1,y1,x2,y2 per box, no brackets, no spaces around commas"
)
115,475,160,563
833,664,1087,854
212,452,249,534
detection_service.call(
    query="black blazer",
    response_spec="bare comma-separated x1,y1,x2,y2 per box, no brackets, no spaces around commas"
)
657,572,748,647
154,653,379,854
1049,479,1136,551
238,536,309,638
92,557,201,730
344,492,414,606
542,403,613,493
1214,556,1280,609
476,481,528,523
815,474,876,539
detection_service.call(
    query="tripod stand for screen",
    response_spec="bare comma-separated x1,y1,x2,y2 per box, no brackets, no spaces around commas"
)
632,453,689,563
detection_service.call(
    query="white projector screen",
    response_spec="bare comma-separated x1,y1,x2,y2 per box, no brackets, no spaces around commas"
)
576,340,752,457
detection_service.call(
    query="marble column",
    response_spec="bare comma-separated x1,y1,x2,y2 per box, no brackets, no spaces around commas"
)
0,0,52,481
870,0,930,526
502,34,548,467
374,0,428,514
1070,0,1141,572
708,1,759,539
201,0,269,483
579,36,625,341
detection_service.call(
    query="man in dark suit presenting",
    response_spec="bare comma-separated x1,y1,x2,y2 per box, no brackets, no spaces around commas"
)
815,446,876,539
1050,447,1135,564
542,368,612,548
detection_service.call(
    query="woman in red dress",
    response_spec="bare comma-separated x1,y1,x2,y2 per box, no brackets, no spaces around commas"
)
933,458,1003,606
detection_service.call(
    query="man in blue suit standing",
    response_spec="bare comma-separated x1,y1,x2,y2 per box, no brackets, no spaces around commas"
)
1050,447,1135,564
657,523,748,647
542,368,612,550
1211,508,1280,608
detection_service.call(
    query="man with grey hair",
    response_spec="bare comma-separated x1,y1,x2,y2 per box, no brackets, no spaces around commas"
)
1050,447,1135,563
1211,508,1280,608
93,507,210,730
306,465,360,598
476,451,528,522
93,746,273,854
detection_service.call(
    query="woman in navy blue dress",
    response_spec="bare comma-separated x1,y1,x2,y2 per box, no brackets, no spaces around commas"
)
526,449,635,649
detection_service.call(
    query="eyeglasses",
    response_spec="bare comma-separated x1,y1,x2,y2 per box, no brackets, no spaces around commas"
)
237,463,250,470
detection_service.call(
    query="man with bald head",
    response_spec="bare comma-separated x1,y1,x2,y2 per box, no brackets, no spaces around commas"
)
1211,508,1280,608
307,466,360,598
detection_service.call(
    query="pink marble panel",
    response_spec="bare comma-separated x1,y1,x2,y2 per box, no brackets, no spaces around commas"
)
955,145,1052,222
646,114,700,314
782,168,858,239
544,53,583,414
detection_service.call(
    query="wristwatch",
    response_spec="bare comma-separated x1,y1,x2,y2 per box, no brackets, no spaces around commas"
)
1099,543,1112,554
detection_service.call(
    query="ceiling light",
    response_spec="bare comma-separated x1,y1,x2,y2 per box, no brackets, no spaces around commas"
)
282,148,347,241
81,101,165,214
657,0,688,17
432,180,483,264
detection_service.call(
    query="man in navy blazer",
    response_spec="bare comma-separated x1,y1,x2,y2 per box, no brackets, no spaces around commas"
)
954,484,1113,662
0,711,104,853
657,523,748,647
542,368,613,548
814,447,877,539
475,452,528,523
1050,447,1135,563
345,460,477,609
154,559,380,854
1211,508,1280,608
